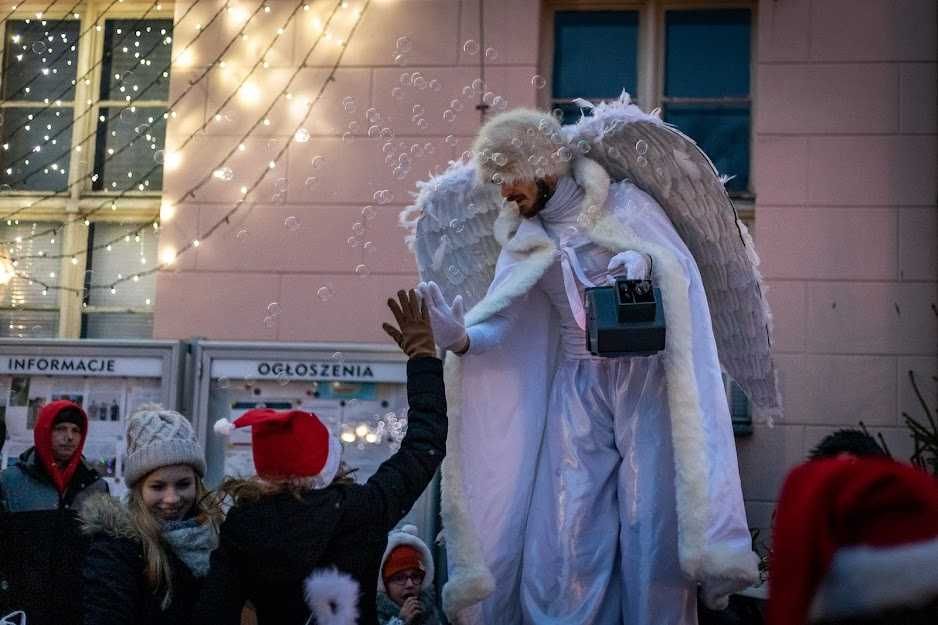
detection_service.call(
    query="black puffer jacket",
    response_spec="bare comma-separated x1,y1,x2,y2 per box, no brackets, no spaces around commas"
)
195,357,447,625
80,495,210,625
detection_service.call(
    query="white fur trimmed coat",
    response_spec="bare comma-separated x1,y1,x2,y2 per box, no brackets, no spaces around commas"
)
439,158,758,623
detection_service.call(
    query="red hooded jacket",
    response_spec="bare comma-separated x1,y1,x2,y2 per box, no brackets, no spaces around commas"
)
33,399,89,494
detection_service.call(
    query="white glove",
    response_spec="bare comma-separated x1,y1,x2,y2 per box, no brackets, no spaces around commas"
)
416,281,468,353
607,250,651,281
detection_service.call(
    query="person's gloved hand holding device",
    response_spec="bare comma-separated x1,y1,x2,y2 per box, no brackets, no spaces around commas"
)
606,250,652,283
416,281,469,355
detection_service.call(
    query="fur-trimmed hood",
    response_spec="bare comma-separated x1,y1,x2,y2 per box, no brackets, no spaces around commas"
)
80,492,140,541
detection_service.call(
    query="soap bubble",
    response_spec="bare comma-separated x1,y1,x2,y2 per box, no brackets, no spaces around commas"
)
354,264,370,277
463,39,479,55
342,96,356,113
493,96,507,110
442,109,456,123
277,373,290,386
365,108,380,123
429,79,442,91
444,134,458,146
556,146,573,162
361,205,377,220
217,377,231,389
412,104,424,115
332,351,345,363
153,150,165,164
531,74,547,89
316,285,335,301
347,236,362,248
576,139,591,154
462,85,473,98
393,53,406,66
636,155,648,167
263,315,276,328
399,72,411,86
391,87,404,100
305,176,318,189
396,36,413,52
236,228,249,241
352,221,365,235
446,265,465,284
450,99,464,112
449,218,465,233
367,125,380,138
471,78,484,93
492,152,507,166
347,120,360,132
311,155,325,169
423,142,435,155
413,76,427,89
267,302,282,316
32,41,47,54
362,241,375,255
416,118,429,129
484,47,497,61
635,139,648,155
284,216,301,231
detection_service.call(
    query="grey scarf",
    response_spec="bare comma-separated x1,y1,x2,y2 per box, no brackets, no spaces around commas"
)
161,518,218,577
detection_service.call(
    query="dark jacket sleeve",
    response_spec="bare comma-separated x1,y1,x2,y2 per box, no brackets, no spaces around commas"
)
355,356,447,532
191,536,246,625
82,535,144,625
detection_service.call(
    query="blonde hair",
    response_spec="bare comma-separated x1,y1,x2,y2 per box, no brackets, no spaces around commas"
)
128,469,222,609
217,462,358,507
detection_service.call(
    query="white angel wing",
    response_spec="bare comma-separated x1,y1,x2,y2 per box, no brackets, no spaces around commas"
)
569,94,781,416
400,161,503,311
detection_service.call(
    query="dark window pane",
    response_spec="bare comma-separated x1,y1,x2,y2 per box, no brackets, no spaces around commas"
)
0,107,73,191
552,101,594,126
93,107,166,191
553,11,638,99
0,222,61,315
2,20,80,101
100,19,174,102
82,312,153,338
664,105,750,192
665,9,751,98
86,222,157,308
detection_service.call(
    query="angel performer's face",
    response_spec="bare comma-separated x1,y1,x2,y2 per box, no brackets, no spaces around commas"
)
500,177,555,219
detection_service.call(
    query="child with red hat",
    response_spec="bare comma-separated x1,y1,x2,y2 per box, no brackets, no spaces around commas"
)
767,457,938,625
195,289,447,625
376,525,443,625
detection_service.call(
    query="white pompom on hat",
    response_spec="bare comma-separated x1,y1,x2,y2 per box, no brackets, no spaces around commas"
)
472,108,571,185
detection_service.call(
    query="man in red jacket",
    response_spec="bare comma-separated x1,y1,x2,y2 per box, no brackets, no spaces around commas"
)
0,400,108,625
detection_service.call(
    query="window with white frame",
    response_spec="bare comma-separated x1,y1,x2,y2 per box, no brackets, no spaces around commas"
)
0,4,173,338
542,1,753,197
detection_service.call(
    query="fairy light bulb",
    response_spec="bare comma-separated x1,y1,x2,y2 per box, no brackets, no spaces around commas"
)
176,49,194,67
159,202,175,221
240,81,260,103
159,247,177,265
164,151,182,170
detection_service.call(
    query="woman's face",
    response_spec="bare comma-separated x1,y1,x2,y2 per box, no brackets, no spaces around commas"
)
140,465,197,522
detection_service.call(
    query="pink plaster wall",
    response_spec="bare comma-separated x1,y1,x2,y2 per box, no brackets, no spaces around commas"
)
155,0,540,343
743,0,938,538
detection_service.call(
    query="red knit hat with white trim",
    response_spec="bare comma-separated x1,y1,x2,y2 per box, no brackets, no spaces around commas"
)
767,457,938,625
214,408,342,487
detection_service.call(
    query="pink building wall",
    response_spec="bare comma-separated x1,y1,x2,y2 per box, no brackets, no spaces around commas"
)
154,0,937,531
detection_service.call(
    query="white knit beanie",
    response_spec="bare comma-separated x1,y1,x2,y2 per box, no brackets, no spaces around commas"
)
472,108,572,185
124,403,206,487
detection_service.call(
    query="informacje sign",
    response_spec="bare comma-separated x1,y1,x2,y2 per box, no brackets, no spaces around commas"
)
1,356,164,377
211,359,406,384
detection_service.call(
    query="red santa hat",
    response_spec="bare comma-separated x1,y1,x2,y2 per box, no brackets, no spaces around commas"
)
214,408,342,487
767,457,938,625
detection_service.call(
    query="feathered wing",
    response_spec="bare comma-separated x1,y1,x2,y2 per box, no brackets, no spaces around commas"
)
400,161,503,312
570,94,782,416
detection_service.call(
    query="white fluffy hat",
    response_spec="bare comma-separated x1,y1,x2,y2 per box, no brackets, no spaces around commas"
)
472,108,572,185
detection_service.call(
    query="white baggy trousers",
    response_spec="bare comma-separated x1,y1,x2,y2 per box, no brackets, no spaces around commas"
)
520,354,698,625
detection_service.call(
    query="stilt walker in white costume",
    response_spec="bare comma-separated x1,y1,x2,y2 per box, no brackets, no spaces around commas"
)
400,95,782,625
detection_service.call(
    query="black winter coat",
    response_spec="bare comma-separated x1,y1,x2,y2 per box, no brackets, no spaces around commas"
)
0,449,107,625
194,357,447,625
80,495,205,625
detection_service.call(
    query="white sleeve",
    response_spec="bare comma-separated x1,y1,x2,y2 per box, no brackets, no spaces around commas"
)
466,307,519,355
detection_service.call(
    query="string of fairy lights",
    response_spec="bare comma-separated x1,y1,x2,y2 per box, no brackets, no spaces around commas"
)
0,0,302,242
0,0,198,172
2,0,320,254
1,0,372,298
0,0,241,225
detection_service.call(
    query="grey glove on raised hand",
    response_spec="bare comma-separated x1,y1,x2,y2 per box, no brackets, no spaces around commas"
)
416,281,469,354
